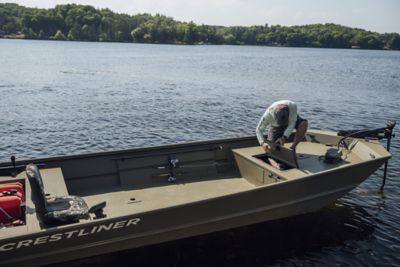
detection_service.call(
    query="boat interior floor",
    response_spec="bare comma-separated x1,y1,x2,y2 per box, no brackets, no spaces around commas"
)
83,177,255,218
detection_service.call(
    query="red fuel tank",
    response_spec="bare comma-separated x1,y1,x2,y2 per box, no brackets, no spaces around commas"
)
0,182,24,224
0,182,24,200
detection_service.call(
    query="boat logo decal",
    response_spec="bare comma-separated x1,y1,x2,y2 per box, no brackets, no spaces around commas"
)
0,217,141,252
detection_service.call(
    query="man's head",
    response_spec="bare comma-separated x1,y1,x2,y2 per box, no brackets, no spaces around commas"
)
275,104,289,126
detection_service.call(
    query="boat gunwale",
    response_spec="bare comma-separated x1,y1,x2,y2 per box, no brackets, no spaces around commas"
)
0,129,388,166
0,135,256,167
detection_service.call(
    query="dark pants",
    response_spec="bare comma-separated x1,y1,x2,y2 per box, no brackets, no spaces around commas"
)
268,115,307,142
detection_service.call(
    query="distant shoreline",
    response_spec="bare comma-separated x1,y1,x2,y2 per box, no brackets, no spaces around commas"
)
1,36,396,52
1,3,399,50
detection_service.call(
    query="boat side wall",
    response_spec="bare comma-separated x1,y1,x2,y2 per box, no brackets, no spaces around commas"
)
1,136,258,195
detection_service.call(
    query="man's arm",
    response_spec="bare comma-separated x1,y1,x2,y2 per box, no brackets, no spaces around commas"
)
283,102,298,138
256,111,271,145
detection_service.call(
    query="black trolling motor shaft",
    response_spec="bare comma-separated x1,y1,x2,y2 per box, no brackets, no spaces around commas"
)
380,121,396,191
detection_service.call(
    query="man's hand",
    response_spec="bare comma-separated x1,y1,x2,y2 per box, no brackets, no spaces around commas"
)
275,136,286,146
261,143,271,153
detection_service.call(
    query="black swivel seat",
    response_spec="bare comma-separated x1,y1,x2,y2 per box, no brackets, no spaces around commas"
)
26,163,90,223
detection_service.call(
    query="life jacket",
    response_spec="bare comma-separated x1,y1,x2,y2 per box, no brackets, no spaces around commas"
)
0,182,24,225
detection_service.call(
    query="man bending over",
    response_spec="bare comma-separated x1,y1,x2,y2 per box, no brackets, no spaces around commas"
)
256,100,308,153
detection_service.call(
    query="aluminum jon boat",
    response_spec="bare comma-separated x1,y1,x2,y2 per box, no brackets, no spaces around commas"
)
0,122,395,266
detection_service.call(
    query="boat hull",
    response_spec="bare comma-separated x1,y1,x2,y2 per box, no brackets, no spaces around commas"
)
0,156,386,266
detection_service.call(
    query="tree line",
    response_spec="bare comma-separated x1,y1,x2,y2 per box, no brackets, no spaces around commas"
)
1,3,399,50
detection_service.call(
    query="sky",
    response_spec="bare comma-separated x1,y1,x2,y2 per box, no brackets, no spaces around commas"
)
1,0,399,33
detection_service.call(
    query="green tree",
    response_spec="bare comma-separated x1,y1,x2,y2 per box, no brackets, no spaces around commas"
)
286,32,308,47
52,29,66,40
223,34,235,44
22,27,37,38
131,27,144,42
81,24,97,41
386,34,400,50
183,22,198,44
38,29,46,39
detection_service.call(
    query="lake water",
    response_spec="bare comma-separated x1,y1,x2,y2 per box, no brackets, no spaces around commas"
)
1,39,400,266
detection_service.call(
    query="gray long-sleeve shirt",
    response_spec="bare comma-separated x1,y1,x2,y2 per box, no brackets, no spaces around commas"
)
256,100,298,145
